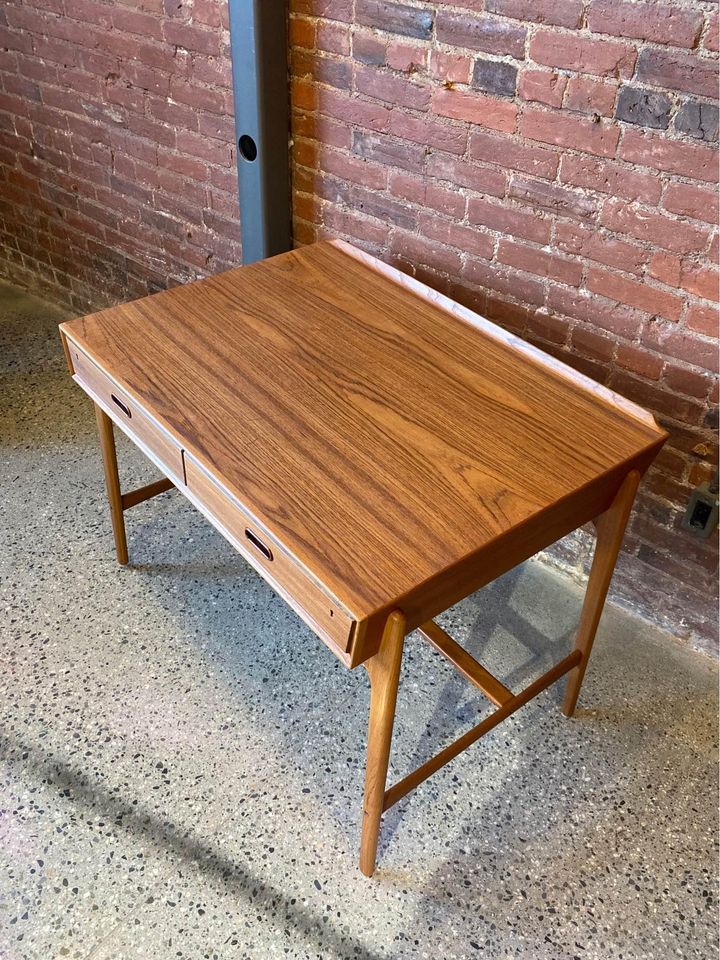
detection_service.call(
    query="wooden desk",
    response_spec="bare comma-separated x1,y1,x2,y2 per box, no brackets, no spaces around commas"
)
59,240,666,875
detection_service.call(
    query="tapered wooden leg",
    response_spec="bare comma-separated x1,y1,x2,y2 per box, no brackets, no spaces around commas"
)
563,470,641,717
94,403,129,565
359,610,406,876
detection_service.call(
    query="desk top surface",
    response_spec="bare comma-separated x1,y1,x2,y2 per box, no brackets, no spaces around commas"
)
61,240,666,621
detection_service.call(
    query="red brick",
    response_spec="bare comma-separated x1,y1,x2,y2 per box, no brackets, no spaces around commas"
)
352,130,425,173
354,64,430,111
587,0,704,49
615,344,664,380
436,12,526,57
350,185,417,229
388,111,467,155
571,325,616,362
611,370,704,423
419,212,494,260
389,171,466,218
391,230,463,275
680,262,719,302
517,69,567,107
321,206,387,245
525,310,570,345
588,266,683,321
427,152,507,197
648,251,682,287
468,196,551,244
564,76,618,117
556,221,648,275
288,17,315,50
686,303,719,337
469,130,559,179
317,86,391,132
644,321,719,373
559,155,661,205
705,12,719,53
497,239,583,285
355,0,433,39
352,31,385,65
486,0,583,29
529,28,637,78
520,108,620,157
319,149,387,190
663,364,713,400
508,176,598,221
662,183,720,226
431,88,517,132
316,20,351,55
428,51,472,84
601,198,711,256
636,47,718,99
386,41,427,73
463,257,547,306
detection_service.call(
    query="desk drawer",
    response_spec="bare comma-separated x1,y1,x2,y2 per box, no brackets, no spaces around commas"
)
69,342,185,483
184,453,354,659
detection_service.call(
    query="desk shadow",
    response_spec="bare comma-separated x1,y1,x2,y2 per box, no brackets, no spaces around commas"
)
0,730,386,960
378,566,578,853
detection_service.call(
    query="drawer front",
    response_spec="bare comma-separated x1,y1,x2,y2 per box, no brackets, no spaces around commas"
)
184,453,354,659
70,342,185,484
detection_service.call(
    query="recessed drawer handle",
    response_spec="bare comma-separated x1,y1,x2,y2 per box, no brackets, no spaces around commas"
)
111,394,132,419
245,528,273,561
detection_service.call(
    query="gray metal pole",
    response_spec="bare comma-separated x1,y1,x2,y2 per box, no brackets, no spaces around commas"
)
227,0,292,264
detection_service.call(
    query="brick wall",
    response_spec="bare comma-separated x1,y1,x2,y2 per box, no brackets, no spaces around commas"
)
0,1,718,651
0,0,241,311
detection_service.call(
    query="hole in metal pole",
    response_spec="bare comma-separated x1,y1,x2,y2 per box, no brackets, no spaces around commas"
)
238,134,258,162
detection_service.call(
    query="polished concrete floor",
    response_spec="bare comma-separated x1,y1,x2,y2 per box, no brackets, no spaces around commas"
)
1,280,718,960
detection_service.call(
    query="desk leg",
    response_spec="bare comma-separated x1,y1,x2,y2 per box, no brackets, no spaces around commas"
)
94,403,129,565
360,610,406,876
563,470,640,717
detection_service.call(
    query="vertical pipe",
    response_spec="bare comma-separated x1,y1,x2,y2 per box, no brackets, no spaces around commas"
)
227,0,292,264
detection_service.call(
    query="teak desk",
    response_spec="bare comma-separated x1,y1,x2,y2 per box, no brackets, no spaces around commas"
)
60,240,666,876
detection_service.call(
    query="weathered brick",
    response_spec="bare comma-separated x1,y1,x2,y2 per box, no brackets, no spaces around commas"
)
431,88,518,132
427,152,507,197
663,364,713,401
559,155,661,205
463,256,547,306
588,266,684,321
355,1,434,40
436,12,526,58
602,197,710,256
469,130,559,179
619,129,719,183
388,111,467,155
386,41,427,73
675,100,719,143
352,130,425,173
530,29,637,78
521,108,620,157
517,70,567,112
354,64,430,111
467,196,551,244
509,176,598,221
350,185,417,229
648,250,682,286
428,51,472,84
352,31,385,65
686,303,719,337
616,86,672,130
389,171,466,218
556,221,648,275
636,48,717,99
565,77,618,117
497,238,583,285
472,58,518,98
391,229,463,275
587,0,704,49
616,343,664,380
548,286,646,339
486,0,583,29
644,322,719,373
680,262,719,302
419,212,493,259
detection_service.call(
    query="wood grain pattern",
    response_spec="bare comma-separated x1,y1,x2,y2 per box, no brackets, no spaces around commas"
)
419,620,513,706
184,452,354,658
60,240,666,665
94,404,128,565
562,469,641,716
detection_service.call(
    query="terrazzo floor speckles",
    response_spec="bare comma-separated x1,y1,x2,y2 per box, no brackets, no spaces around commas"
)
1,280,717,960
